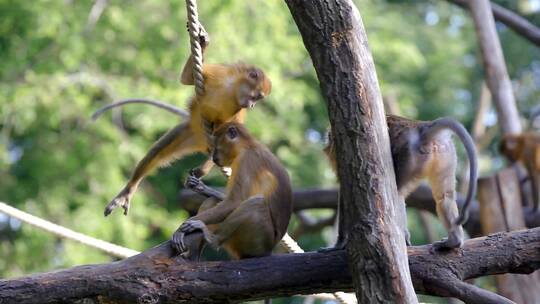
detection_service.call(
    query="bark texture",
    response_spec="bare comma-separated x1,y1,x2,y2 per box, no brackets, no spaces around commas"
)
2,228,540,303
285,1,416,302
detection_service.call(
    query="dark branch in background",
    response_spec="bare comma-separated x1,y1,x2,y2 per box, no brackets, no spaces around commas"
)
180,183,540,236
1,228,539,303
178,184,485,236
449,0,540,47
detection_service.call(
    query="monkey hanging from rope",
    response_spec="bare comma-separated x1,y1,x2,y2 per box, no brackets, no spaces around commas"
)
93,26,272,217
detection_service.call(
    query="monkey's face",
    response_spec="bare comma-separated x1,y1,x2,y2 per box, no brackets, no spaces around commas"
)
236,67,272,109
212,124,244,167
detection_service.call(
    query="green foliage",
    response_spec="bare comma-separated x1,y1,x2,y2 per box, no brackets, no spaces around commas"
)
1,0,539,302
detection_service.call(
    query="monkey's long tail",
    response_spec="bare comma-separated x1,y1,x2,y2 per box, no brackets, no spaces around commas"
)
91,98,190,121
421,117,478,226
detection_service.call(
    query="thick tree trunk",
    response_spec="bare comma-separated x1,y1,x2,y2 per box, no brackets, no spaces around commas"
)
467,0,522,135
2,228,540,303
284,1,416,303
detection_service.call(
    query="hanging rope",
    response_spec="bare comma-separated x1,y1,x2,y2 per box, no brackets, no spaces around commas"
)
0,202,139,258
185,0,205,96
280,233,356,304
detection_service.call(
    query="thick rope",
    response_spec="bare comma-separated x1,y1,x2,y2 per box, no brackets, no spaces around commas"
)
185,0,205,96
281,233,356,304
0,202,139,258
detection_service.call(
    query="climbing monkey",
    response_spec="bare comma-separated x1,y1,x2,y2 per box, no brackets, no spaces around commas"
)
171,122,293,261
324,115,478,250
500,132,540,213
99,28,272,216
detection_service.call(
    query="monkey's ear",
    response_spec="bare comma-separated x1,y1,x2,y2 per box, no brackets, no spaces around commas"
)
226,126,238,140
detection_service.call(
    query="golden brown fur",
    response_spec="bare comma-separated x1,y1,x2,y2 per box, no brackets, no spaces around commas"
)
500,132,540,212
172,122,292,260
325,114,478,249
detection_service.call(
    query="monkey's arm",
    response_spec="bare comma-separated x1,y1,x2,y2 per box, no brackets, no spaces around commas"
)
185,175,226,200
189,161,252,224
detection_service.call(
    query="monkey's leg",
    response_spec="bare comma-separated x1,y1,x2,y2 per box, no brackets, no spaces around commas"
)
190,158,215,179
171,197,220,255
429,164,464,250
214,196,275,258
177,231,206,261
105,123,202,216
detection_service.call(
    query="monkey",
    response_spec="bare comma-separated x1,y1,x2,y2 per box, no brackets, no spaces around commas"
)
324,115,478,250
500,132,540,213
98,29,272,217
170,122,293,261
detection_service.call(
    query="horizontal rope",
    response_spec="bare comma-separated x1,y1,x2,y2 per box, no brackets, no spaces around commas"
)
0,202,139,258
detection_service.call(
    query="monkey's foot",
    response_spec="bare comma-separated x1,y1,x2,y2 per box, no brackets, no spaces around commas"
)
317,238,347,252
404,229,412,246
172,219,214,253
431,237,462,251
104,188,133,216
317,246,342,253
185,22,210,47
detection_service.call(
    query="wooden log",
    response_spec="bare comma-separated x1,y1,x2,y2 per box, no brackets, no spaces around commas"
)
2,228,540,303
478,168,540,303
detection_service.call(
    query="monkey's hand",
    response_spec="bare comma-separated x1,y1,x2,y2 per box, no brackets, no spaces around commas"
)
317,237,347,253
104,187,133,217
171,219,216,254
431,234,462,251
185,22,210,49
185,174,207,193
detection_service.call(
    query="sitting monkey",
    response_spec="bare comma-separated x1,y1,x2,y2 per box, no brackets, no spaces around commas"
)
171,122,293,260
325,115,478,250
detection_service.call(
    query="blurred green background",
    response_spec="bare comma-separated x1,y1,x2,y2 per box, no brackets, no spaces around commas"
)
1,0,539,303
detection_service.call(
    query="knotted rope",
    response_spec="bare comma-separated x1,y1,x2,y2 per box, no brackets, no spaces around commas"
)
186,0,205,96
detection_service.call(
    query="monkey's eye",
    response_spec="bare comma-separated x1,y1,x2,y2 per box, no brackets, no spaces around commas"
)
248,70,258,80
227,126,238,140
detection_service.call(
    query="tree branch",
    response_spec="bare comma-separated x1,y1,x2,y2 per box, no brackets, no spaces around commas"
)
449,0,540,47
2,228,539,303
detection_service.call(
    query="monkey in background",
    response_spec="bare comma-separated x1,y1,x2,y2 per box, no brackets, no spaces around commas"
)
96,28,272,217
171,122,293,261
324,115,478,250
500,132,540,213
